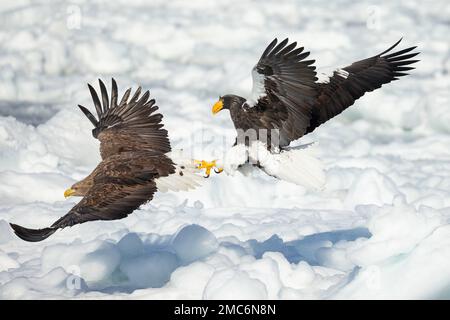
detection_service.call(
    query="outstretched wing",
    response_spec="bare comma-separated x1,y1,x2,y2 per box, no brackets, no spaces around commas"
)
10,182,156,242
249,38,318,144
10,182,157,242
306,38,420,133
10,153,174,242
78,78,171,159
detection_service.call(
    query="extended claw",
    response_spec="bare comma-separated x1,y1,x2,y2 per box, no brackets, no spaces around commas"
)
194,160,223,178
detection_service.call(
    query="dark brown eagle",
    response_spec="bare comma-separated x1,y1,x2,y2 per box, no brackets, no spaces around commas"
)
10,79,202,242
200,38,419,186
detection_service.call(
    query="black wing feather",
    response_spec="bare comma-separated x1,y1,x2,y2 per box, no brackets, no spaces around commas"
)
78,104,98,126
111,78,118,108
10,223,57,242
247,38,318,146
99,79,109,112
307,39,419,133
88,84,103,119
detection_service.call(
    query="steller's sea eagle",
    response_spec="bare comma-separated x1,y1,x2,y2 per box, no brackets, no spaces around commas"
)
198,38,419,188
10,79,203,242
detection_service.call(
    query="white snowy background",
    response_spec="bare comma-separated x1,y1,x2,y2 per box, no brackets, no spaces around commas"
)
0,0,449,299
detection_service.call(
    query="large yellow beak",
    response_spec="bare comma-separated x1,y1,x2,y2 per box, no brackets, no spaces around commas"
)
212,100,223,115
64,188,75,198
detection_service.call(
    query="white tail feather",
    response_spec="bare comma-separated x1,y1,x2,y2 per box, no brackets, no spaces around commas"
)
249,142,326,190
156,151,204,193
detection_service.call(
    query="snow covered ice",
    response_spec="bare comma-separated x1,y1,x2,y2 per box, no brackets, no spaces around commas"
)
1,0,450,299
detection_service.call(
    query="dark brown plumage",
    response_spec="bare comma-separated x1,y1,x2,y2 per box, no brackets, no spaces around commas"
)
10,79,175,242
213,38,419,148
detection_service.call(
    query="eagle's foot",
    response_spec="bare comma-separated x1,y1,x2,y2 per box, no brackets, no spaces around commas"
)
194,160,223,178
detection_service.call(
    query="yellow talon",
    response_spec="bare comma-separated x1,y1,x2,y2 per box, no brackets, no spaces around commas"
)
194,160,223,178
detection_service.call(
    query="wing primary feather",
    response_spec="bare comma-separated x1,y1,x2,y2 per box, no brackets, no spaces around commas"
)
144,99,156,108
395,59,420,66
88,83,103,119
383,46,416,58
277,41,297,56
99,79,109,112
130,86,142,103
10,223,57,242
284,47,305,58
119,88,132,106
378,37,403,56
78,104,99,126
137,90,150,106
261,38,278,58
111,78,118,108
387,52,420,62
270,38,289,56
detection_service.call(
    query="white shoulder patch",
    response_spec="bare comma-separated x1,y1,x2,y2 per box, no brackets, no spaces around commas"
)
336,68,350,79
246,67,267,108
317,68,350,84
317,72,331,84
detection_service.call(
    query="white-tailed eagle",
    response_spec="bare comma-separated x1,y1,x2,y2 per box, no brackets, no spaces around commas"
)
10,79,203,242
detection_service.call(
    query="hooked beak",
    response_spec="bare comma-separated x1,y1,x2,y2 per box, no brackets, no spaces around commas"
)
64,188,75,198
212,100,223,115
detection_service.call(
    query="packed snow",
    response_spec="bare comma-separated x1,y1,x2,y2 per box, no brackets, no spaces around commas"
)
1,0,450,299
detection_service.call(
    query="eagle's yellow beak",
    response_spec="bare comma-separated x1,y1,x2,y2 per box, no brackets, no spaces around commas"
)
212,100,223,115
64,188,75,198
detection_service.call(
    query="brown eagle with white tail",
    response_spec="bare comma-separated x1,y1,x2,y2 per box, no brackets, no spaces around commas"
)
10,79,203,242
199,38,419,188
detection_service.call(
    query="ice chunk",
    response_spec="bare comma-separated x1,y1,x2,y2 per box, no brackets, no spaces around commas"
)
41,241,121,283
0,251,19,271
169,262,216,298
0,220,15,244
80,243,121,283
345,168,399,209
117,233,144,258
349,198,442,266
203,269,268,299
172,224,219,264
120,251,179,288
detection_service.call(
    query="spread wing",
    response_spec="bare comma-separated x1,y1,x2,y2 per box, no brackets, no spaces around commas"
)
10,153,174,242
10,182,157,242
249,38,318,144
306,38,420,133
78,78,171,159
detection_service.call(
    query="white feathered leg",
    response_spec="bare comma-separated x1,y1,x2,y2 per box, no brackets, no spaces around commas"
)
216,144,248,176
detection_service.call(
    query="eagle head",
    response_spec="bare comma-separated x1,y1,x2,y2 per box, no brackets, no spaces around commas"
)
212,95,246,115
64,179,93,198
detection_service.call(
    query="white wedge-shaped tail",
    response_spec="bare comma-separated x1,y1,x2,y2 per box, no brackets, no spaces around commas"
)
263,144,325,190
155,150,204,192
221,142,326,190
